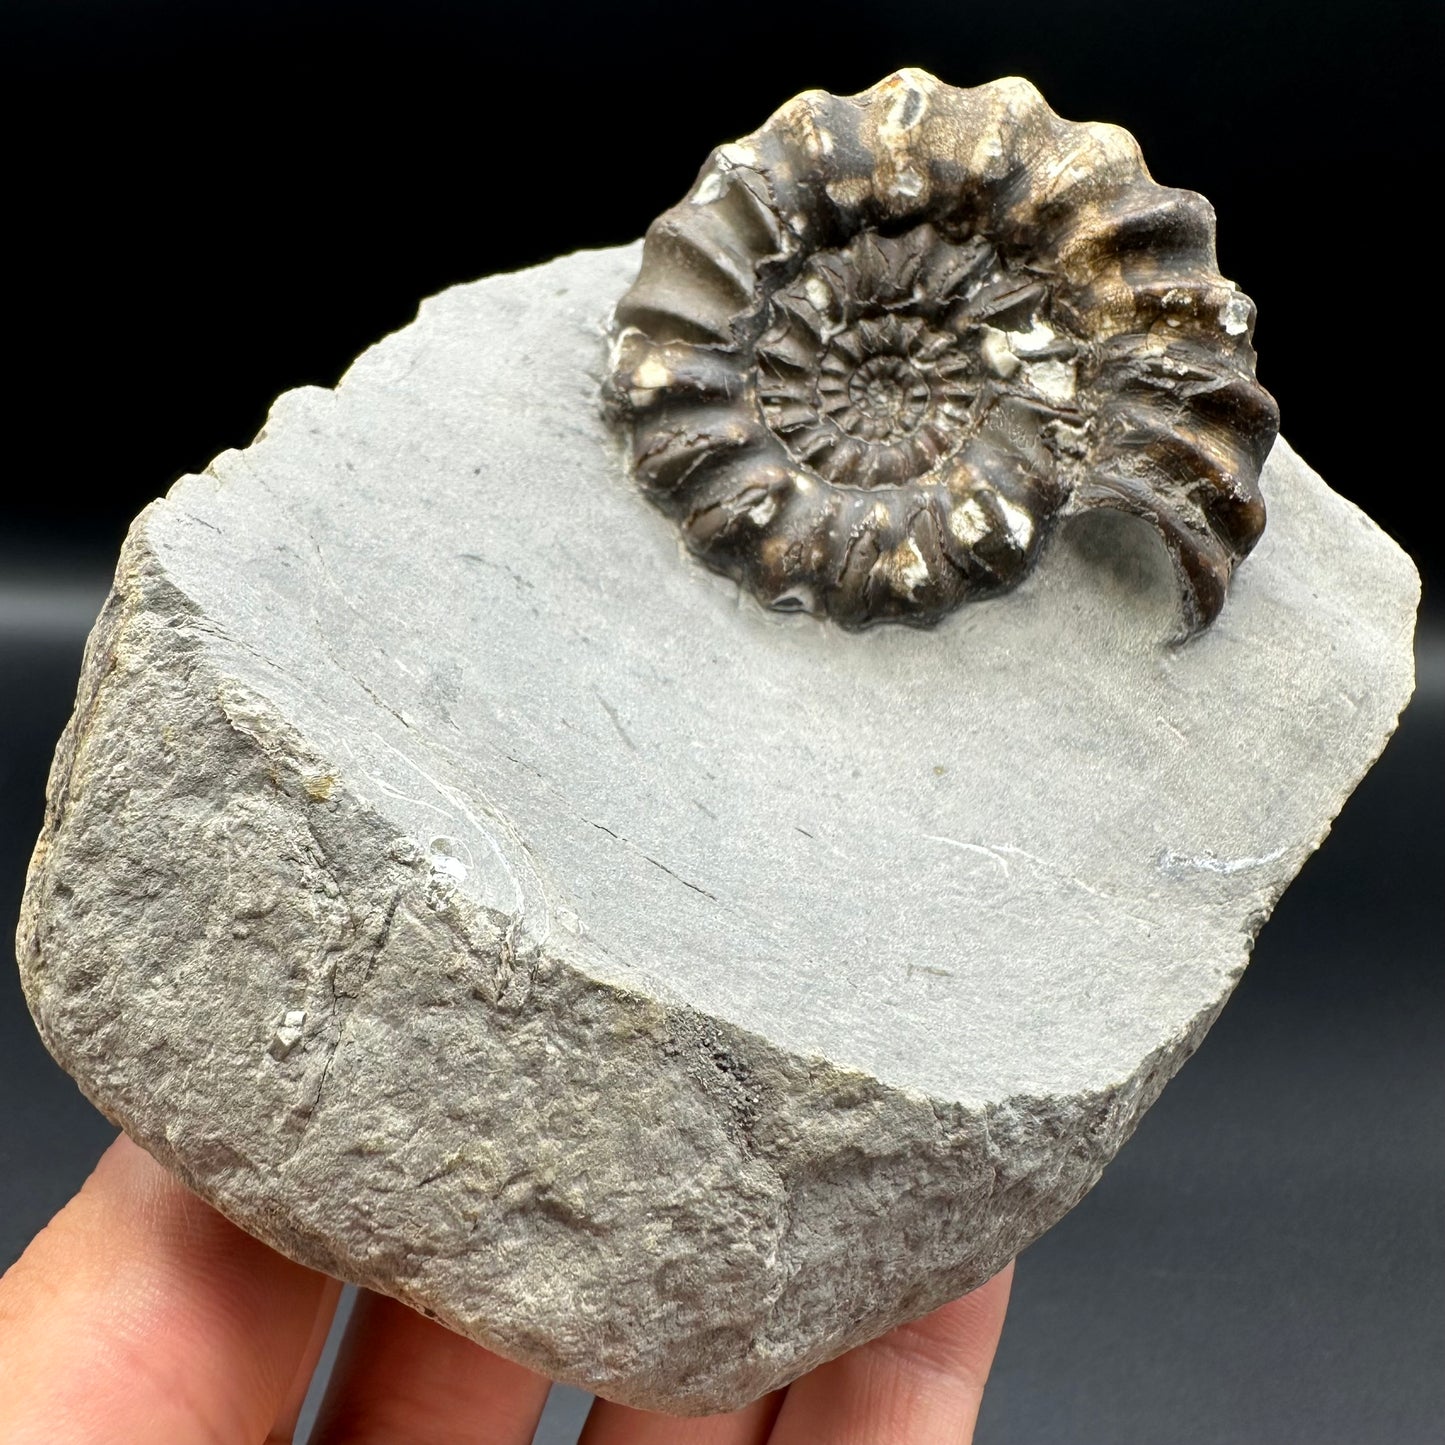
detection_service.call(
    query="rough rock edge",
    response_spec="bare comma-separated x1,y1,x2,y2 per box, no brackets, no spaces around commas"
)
14,513,1246,1412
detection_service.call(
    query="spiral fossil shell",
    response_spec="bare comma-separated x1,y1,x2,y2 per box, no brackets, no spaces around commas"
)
605,70,1279,635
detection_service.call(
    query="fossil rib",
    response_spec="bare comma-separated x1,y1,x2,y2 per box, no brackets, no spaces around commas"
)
605,70,1279,636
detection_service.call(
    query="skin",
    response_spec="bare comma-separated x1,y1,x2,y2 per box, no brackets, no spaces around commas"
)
0,1134,1013,1444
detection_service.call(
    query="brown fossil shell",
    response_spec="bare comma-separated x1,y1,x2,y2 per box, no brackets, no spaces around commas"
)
605,70,1279,636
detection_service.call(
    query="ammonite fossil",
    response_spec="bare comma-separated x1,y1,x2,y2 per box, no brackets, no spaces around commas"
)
605,70,1279,635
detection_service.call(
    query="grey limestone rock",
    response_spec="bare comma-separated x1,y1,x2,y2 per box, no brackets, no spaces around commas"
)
17,243,1418,1412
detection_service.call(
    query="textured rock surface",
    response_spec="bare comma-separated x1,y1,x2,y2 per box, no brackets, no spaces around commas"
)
17,244,1418,1412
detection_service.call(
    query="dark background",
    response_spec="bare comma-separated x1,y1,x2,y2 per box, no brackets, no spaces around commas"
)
2,2,1441,1441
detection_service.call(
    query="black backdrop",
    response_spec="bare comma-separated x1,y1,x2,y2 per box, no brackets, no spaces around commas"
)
3,4,1441,1442
3,0,1443,596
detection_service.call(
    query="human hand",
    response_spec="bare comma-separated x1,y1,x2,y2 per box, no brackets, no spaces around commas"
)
0,1134,1012,1443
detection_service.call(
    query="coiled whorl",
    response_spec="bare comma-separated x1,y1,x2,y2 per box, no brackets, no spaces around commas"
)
606,70,1278,636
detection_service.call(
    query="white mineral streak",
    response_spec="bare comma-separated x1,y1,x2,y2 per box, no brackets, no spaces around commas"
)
17,244,1418,1413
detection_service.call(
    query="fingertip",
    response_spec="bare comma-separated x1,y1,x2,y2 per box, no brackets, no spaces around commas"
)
0,1130,330,1445
767,1262,1016,1445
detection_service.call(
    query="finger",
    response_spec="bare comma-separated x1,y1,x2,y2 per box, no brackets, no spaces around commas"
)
767,1263,1014,1445
579,1388,783,1445
268,1276,344,1442
0,1132,330,1445
309,1289,552,1445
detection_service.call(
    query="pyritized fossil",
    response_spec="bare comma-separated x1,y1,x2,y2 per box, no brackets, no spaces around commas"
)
605,70,1279,635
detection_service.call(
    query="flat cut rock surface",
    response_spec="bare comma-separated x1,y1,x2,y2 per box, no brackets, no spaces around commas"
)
17,244,1419,1412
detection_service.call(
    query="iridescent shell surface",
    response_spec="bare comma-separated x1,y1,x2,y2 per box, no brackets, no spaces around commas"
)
605,70,1279,635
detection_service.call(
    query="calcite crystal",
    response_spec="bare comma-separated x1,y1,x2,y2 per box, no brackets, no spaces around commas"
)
17,244,1417,1412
